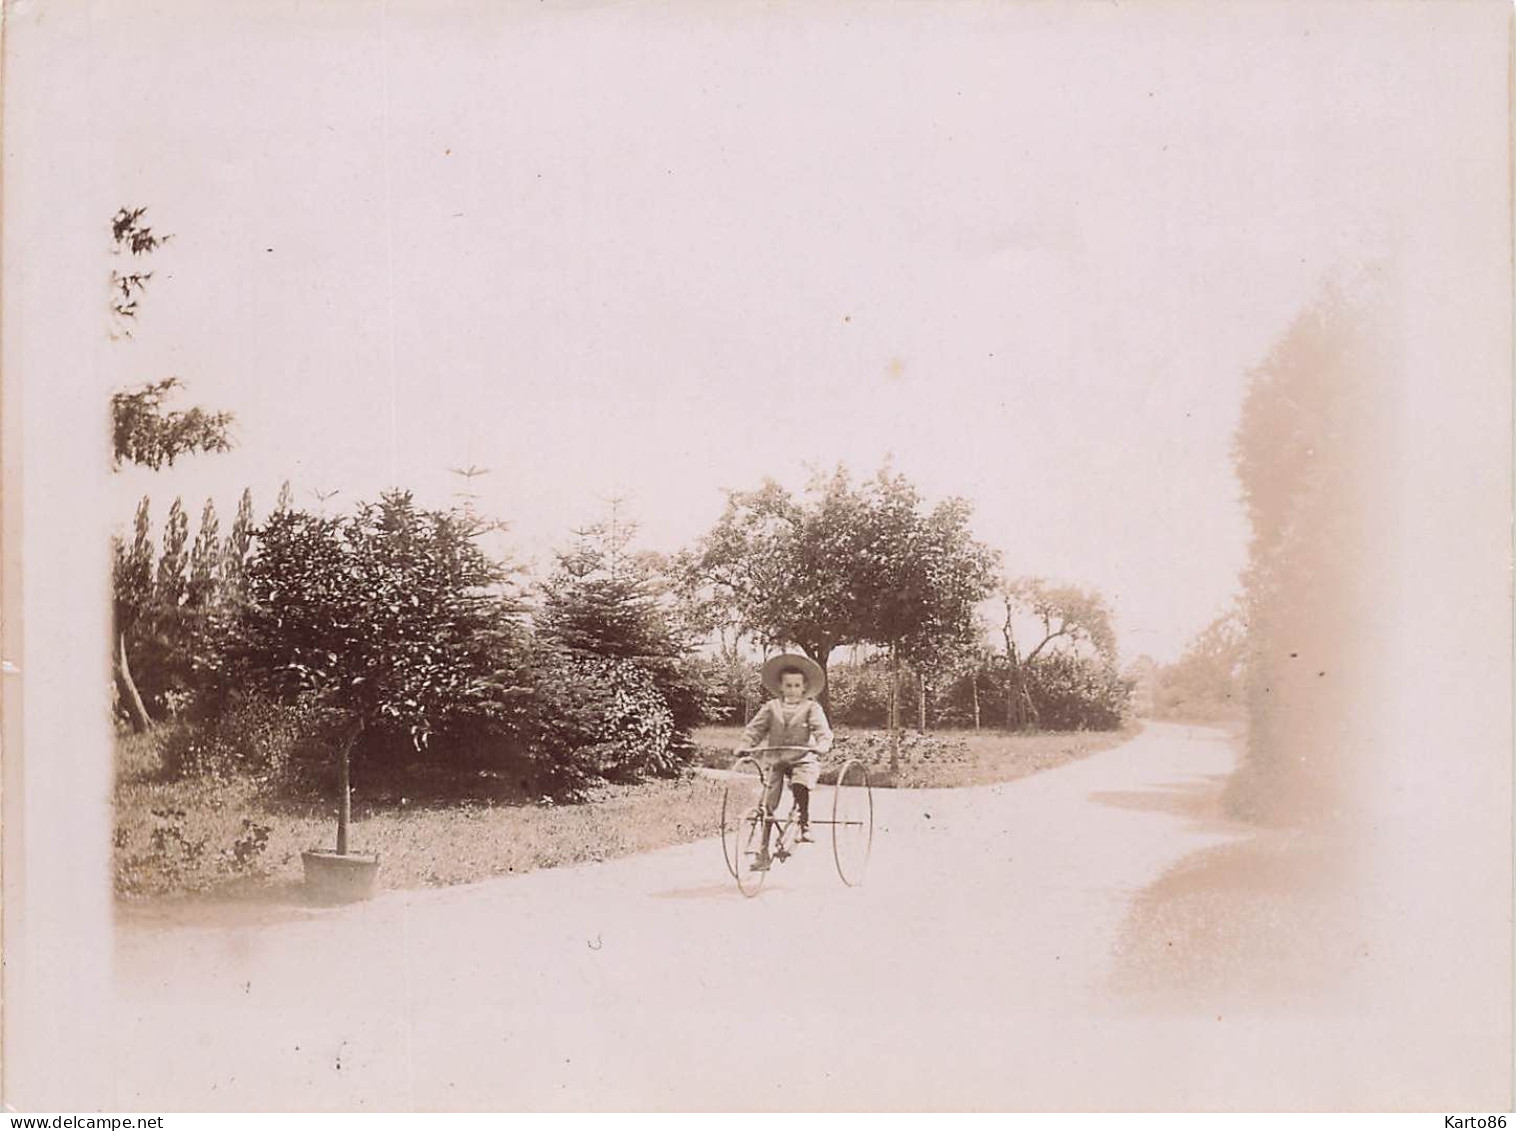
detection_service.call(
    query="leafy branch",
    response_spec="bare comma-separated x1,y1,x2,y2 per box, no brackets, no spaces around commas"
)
111,378,235,470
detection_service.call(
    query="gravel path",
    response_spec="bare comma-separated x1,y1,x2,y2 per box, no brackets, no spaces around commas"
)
112,721,1509,1110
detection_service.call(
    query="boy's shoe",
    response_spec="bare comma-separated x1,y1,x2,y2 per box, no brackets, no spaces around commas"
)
798,826,815,843
748,852,771,872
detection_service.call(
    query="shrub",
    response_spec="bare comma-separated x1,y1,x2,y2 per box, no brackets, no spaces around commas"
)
825,660,894,727
577,656,678,780
694,653,763,726
925,666,994,730
514,654,678,795
159,694,321,787
1023,652,1131,730
448,646,682,800
832,728,972,765
225,817,274,872
829,730,974,787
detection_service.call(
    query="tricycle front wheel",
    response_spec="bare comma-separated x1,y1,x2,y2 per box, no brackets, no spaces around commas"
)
721,756,769,897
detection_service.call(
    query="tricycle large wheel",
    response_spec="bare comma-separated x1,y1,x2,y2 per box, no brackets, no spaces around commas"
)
721,756,769,898
831,758,874,887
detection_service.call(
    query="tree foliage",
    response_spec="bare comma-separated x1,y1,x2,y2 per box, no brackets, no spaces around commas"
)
878,484,1000,678
109,206,171,328
111,493,265,723
691,464,998,690
113,497,156,638
1228,286,1375,821
1152,608,1246,720
106,206,238,728
107,207,235,469
222,488,254,595
233,491,523,748
1001,577,1117,665
691,467,874,670
112,378,235,471
187,498,221,609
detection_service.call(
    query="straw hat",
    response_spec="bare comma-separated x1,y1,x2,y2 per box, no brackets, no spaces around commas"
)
760,653,826,698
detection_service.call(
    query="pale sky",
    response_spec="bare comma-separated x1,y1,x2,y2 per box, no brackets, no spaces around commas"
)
91,0,1483,662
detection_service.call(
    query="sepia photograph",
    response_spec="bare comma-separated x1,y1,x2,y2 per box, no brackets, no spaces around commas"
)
1,0,1511,1115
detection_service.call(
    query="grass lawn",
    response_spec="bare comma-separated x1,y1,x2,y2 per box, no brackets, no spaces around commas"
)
115,732,728,902
116,721,1140,903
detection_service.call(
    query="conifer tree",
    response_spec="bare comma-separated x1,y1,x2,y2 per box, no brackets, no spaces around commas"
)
155,497,189,617
540,499,708,760
187,498,221,611
221,488,255,596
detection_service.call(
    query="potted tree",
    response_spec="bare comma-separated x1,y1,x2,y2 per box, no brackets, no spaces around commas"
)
301,717,377,902
235,491,519,902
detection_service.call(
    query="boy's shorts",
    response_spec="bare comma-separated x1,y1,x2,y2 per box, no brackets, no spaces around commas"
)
783,751,821,790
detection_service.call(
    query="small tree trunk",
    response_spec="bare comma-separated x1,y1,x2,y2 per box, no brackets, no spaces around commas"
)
337,738,351,855
115,632,153,733
336,719,363,855
1003,654,1035,731
1016,675,1037,730
889,643,901,773
971,672,981,730
797,641,833,714
917,675,927,732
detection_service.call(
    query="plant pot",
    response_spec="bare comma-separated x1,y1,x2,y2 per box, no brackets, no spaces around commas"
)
301,850,380,903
